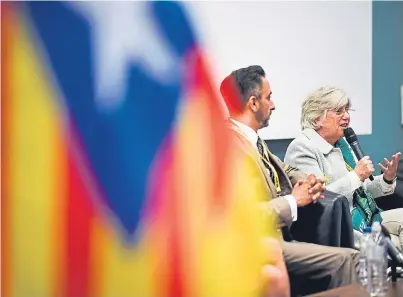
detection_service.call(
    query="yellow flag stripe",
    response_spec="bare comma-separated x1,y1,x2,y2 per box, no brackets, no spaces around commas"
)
7,9,66,297
89,212,156,297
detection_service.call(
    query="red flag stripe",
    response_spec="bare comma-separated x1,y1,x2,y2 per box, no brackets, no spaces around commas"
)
1,3,14,296
65,131,95,297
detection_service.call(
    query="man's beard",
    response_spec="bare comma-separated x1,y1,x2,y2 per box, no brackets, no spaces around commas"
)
260,118,270,129
256,109,271,129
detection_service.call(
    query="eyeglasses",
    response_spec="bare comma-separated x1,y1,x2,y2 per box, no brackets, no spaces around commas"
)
331,108,355,116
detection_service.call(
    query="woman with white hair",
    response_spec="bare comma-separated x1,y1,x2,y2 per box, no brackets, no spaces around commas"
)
284,86,403,250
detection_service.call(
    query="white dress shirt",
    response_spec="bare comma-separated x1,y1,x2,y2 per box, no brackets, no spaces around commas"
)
231,119,298,221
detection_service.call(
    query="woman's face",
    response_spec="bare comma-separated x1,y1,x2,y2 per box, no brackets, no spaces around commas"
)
317,104,351,144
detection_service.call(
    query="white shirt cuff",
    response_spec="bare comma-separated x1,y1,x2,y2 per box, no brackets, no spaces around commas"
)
284,195,298,222
379,174,396,192
349,170,363,190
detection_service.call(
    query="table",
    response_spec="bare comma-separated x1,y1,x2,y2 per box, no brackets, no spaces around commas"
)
306,280,403,297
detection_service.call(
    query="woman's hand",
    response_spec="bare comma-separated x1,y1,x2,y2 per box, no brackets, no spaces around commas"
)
354,156,375,182
379,152,401,182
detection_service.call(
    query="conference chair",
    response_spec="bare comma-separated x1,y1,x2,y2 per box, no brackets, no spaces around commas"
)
376,159,403,210
290,190,355,249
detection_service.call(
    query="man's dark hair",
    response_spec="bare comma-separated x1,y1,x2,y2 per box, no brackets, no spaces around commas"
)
220,65,266,115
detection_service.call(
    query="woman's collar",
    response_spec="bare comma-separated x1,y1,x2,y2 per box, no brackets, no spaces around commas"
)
302,128,335,155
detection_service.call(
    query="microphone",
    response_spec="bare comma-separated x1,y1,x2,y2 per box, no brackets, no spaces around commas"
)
381,225,403,265
344,127,374,181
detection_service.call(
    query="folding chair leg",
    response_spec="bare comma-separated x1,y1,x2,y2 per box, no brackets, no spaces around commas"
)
391,261,397,283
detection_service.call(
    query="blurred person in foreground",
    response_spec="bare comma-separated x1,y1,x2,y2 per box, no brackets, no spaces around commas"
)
284,86,403,250
220,66,360,295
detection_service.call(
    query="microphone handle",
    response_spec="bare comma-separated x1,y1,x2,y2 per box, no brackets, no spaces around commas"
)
350,141,374,181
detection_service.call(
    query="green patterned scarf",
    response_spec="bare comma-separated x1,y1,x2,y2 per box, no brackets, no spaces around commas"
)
335,138,382,232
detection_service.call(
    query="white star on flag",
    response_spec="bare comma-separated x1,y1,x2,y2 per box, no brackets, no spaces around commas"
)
67,1,180,110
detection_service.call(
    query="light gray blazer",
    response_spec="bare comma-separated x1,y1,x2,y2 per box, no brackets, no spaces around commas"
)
284,128,396,210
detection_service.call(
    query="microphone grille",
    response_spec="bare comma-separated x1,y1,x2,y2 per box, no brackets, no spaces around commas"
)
344,127,357,144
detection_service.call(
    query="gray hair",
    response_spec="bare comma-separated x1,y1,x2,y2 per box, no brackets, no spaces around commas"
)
300,86,351,130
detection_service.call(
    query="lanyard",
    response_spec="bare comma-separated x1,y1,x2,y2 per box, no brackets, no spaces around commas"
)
258,136,281,194
345,162,353,172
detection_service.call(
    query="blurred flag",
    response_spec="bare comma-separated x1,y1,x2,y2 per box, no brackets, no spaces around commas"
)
2,2,276,297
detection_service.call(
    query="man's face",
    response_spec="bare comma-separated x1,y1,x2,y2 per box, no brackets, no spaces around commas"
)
256,77,275,129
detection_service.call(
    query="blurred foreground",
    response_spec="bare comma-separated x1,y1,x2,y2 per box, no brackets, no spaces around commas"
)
1,2,278,297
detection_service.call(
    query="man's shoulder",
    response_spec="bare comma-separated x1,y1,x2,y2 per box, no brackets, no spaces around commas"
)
228,126,253,152
227,121,249,144
226,122,261,161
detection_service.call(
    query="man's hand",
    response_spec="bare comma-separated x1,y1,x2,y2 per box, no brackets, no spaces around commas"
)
306,175,326,202
379,152,401,182
292,174,325,207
